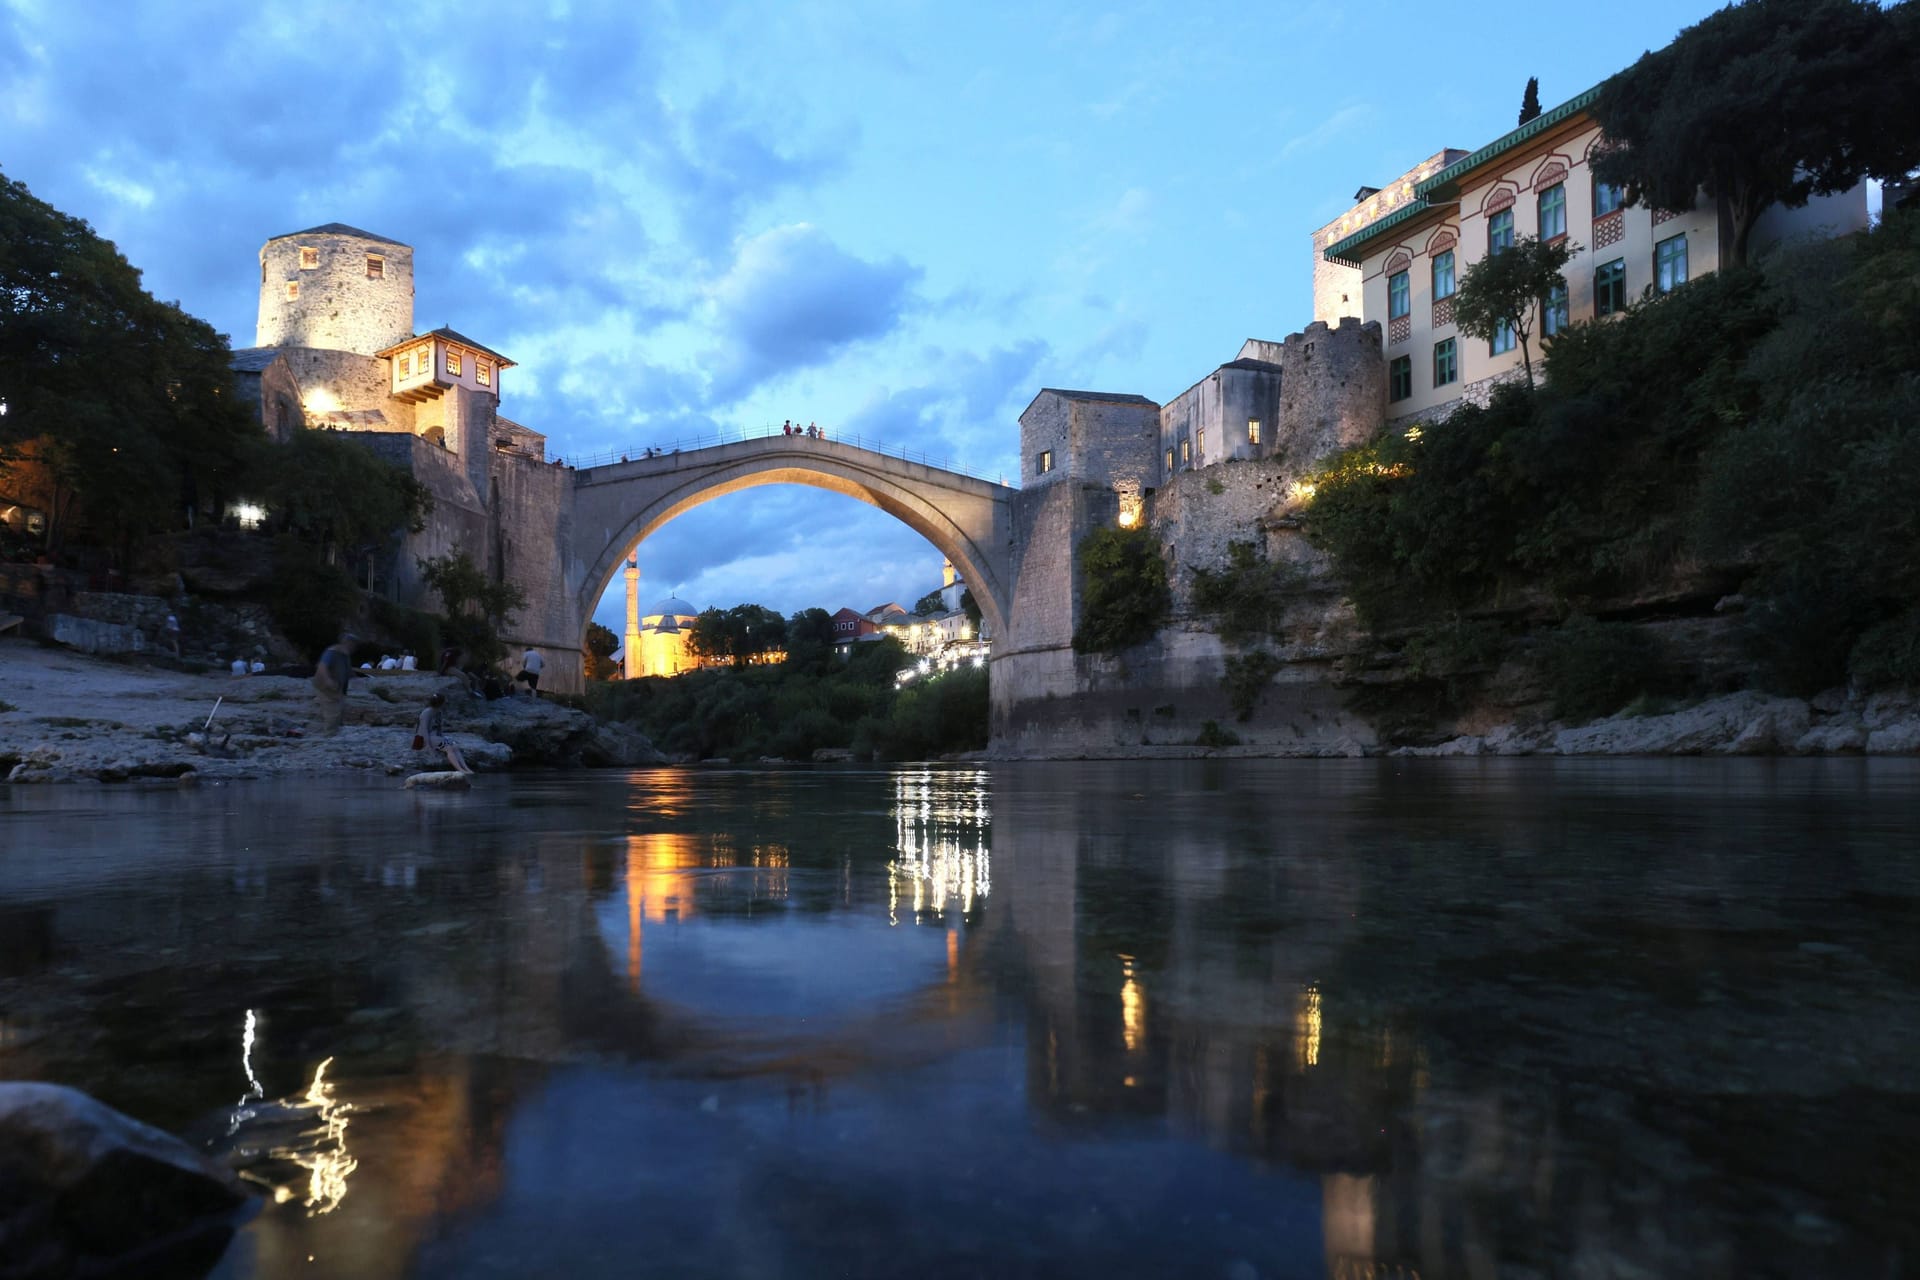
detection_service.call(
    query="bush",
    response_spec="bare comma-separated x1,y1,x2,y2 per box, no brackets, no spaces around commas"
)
366,595,443,662
1191,541,1295,644
1535,616,1669,723
267,537,358,657
1193,720,1241,748
1221,650,1282,721
1074,525,1171,654
1850,608,1920,690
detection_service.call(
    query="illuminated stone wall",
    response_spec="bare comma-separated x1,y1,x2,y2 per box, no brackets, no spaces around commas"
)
256,227,415,356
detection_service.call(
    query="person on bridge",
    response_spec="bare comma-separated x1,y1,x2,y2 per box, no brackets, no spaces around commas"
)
783,420,792,436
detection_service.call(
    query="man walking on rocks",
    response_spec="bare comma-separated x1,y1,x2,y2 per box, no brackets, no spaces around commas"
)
313,632,354,735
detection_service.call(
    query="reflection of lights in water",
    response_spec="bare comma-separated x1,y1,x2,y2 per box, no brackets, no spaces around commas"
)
298,1057,357,1216
1296,986,1322,1071
886,770,991,923
241,1009,264,1100
1119,956,1145,1054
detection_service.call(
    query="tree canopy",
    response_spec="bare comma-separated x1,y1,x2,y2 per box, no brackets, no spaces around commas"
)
690,603,789,667
0,168,261,551
419,550,527,666
1452,233,1579,388
1592,0,1920,266
1517,77,1541,125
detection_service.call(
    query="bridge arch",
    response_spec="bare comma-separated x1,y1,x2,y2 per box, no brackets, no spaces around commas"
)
569,438,1014,654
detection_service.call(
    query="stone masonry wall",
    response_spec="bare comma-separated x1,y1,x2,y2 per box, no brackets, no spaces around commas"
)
1269,319,1386,473
279,348,413,431
489,451,581,693
257,230,415,356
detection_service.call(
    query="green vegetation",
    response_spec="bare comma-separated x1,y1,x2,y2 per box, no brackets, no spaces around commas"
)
1221,650,1283,722
913,590,944,615
1192,720,1240,749
1534,616,1671,723
1591,0,1920,267
1452,233,1579,387
1517,76,1541,126
689,604,788,667
1308,207,1920,701
1191,540,1295,645
1073,525,1170,654
583,622,619,680
418,551,527,667
587,632,988,761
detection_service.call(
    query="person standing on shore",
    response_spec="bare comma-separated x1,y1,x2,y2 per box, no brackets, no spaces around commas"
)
164,612,181,657
313,632,355,735
517,646,544,698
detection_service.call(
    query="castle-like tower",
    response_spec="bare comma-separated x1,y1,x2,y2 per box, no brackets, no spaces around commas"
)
257,224,415,354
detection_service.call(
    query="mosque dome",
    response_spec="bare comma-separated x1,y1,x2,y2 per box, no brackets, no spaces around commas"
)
648,597,699,618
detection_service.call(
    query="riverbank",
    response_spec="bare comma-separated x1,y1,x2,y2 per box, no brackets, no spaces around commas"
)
0,641,661,784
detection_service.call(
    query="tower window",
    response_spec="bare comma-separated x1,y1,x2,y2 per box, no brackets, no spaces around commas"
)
285,281,299,300
476,360,491,387
417,346,432,371
366,255,384,279
1036,449,1054,474
1165,447,1175,473
299,247,319,269
446,349,462,376
1247,419,1261,445
261,260,267,284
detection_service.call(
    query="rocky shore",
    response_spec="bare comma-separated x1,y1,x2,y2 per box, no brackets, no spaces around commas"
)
0,642,662,785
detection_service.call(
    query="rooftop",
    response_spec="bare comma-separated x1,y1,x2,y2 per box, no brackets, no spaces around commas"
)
227,347,282,373
268,222,410,248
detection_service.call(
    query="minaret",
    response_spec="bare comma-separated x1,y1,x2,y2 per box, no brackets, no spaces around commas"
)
623,555,642,680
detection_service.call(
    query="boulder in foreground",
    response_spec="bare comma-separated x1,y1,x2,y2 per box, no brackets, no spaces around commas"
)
0,1081,248,1279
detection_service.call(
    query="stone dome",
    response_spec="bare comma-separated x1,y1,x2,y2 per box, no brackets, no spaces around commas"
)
648,597,698,619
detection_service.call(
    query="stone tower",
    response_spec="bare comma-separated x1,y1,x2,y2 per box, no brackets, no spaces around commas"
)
257,224,414,355
623,557,642,680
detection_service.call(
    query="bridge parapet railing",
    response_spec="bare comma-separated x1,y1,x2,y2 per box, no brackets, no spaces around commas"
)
567,425,1015,487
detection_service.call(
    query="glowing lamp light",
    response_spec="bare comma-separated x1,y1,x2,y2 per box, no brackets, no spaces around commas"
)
232,502,267,529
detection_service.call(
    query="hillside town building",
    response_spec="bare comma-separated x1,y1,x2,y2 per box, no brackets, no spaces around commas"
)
1317,88,1870,423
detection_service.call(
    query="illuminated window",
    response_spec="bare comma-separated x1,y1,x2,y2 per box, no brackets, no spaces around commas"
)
476,360,491,387
447,349,462,376
366,255,384,279
1196,427,1206,459
299,246,318,269
1656,234,1688,293
1491,317,1516,355
1432,249,1455,300
1489,208,1514,255
1595,258,1626,316
1389,355,1412,402
1247,419,1261,445
417,346,432,372
1165,447,1175,473
1180,438,1191,466
398,353,411,376
1594,181,1625,217
1538,183,1567,240
1542,281,1569,337
285,281,299,300
1433,338,1457,387
1388,269,1410,320
1036,449,1053,474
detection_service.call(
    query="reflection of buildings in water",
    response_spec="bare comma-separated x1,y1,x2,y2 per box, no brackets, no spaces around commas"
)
621,831,794,992
887,769,991,927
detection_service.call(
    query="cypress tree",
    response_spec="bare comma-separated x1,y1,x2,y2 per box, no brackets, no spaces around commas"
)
1518,77,1542,124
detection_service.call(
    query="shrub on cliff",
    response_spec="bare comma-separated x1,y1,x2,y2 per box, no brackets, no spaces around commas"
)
1535,615,1671,723
1073,526,1170,654
1191,541,1298,645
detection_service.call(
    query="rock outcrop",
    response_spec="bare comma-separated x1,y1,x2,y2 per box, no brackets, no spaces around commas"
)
0,1082,248,1279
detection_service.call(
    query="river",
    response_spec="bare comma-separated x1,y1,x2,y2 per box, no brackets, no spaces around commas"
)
1,760,1916,1278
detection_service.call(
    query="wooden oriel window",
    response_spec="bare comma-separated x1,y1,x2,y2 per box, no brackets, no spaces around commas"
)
476,360,491,387
447,349,462,376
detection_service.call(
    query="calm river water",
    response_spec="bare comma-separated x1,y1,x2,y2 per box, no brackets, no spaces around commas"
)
2,760,1917,1278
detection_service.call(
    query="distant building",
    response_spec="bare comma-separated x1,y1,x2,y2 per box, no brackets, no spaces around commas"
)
1319,88,1870,424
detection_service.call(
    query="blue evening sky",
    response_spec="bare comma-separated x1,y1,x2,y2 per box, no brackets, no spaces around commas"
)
0,0,1730,627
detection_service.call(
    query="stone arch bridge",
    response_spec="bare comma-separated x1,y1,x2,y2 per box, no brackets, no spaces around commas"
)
568,436,1016,653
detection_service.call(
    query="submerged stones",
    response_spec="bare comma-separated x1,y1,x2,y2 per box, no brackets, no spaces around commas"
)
0,1082,249,1279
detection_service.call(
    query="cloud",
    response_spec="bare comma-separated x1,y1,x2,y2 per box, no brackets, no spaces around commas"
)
702,223,921,398
1279,104,1371,159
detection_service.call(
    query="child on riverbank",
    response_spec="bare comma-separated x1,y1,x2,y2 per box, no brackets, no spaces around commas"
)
413,693,473,774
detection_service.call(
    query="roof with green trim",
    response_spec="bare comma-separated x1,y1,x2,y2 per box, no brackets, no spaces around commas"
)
1321,84,1601,266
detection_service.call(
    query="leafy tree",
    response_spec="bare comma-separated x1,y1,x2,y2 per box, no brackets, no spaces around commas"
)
1591,0,1920,266
1073,525,1170,654
690,603,788,667
0,168,260,554
784,606,839,674
260,428,430,571
959,587,982,632
584,621,619,680
1452,233,1579,388
418,550,526,666
1517,76,1542,125
913,590,945,616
